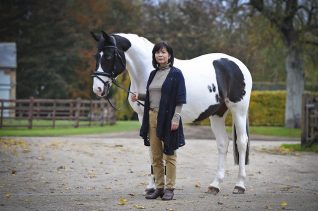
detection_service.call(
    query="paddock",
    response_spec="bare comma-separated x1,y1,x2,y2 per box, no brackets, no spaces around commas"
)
0,133,317,210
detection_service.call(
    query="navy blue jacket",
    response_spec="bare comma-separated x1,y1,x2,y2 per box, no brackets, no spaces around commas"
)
140,66,187,155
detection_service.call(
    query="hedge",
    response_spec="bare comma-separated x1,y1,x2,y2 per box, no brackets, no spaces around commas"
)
198,91,286,126
248,91,286,126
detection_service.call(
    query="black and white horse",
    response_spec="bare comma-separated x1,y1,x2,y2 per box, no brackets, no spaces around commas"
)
91,32,252,194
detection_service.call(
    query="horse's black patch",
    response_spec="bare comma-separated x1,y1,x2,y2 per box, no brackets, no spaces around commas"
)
193,58,245,122
215,94,219,103
208,85,212,93
113,34,131,52
213,58,246,103
193,102,228,122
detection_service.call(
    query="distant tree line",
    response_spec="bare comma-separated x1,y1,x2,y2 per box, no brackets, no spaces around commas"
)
0,0,317,126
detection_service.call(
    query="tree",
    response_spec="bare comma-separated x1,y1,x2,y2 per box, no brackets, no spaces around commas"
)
250,0,318,128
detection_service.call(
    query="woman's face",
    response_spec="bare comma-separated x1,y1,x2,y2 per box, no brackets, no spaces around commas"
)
155,47,170,67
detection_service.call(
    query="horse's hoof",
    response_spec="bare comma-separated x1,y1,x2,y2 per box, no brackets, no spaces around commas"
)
144,188,155,196
207,186,220,195
233,186,245,194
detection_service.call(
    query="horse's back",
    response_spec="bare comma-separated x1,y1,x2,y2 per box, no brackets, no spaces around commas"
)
174,53,252,123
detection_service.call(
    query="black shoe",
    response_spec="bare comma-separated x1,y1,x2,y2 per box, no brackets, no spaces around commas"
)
145,188,164,199
144,188,155,196
162,189,174,200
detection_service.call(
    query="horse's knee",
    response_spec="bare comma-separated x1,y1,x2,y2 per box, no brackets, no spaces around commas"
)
236,135,248,152
217,140,229,154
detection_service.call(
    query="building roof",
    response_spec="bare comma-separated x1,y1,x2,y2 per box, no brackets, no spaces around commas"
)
0,43,17,69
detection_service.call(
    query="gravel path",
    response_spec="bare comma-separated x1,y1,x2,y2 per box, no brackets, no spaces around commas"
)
0,132,317,211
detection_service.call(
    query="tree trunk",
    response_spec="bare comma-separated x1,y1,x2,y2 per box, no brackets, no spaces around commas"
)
285,46,304,128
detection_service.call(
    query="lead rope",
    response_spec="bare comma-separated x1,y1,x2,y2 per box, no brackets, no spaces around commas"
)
110,77,145,107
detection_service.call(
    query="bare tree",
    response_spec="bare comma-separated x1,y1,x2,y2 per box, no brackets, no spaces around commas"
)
250,0,318,128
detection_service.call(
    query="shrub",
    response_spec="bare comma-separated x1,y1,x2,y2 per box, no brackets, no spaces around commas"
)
197,91,286,126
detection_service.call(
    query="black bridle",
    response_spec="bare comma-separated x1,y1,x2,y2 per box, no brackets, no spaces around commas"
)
91,36,144,109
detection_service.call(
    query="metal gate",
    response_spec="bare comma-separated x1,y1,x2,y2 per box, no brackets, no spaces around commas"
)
301,94,318,147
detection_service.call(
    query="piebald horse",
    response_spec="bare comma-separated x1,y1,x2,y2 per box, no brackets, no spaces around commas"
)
91,32,252,194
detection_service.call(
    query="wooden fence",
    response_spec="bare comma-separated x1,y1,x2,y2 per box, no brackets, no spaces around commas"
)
301,94,318,146
0,97,116,129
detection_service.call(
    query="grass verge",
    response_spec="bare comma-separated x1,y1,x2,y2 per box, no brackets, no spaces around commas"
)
0,121,301,138
280,143,318,153
0,121,140,137
226,126,300,138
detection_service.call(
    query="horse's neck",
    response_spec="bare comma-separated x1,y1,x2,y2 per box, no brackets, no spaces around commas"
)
118,34,154,93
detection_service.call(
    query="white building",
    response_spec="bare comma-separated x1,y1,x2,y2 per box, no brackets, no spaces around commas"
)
0,43,16,100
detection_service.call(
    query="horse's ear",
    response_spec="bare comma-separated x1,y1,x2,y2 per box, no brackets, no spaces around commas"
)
101,31,109,39
101,31,114,44
90,32,99,41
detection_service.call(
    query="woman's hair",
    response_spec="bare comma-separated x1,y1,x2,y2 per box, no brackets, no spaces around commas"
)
152,42,174,68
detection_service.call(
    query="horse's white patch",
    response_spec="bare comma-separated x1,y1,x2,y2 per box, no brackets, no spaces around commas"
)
93,52,112,96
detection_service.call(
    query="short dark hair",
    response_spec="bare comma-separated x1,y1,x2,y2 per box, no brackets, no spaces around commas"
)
152,42,174,69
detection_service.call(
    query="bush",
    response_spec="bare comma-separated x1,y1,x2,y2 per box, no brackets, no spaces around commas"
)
249,91,285,126
197,91,286,126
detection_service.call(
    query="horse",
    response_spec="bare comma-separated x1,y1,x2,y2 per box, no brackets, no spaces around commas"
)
91,31,252,195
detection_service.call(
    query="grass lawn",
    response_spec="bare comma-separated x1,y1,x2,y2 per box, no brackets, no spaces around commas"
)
0,121,140,137
224,126,300,138
0,120,301,138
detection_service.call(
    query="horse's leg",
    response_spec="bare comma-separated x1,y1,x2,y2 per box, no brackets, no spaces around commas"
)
231,106,249,194
137,114,156,194
207,113,229,195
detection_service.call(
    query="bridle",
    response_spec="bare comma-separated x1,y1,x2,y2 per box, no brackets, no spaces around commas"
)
91,35,145,109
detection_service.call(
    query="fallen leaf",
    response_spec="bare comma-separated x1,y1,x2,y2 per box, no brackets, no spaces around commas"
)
133,204,145,209
195,181,201,188
118,197,127,205
280,201,288,209
37,156,45,160
5,193,11,199
88,170,96,178
57,166,65,171
264,205,272,210
115,144,123,147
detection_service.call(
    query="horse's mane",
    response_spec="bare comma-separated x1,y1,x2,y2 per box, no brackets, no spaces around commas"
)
115,33,154,47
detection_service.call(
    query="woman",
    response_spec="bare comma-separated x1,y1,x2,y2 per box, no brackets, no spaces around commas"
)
131,42,186,200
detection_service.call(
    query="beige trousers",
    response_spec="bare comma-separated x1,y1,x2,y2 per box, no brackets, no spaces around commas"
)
149,110,177,189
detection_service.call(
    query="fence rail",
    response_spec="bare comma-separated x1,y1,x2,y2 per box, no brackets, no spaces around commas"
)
0,97,116,129
301,94,318,146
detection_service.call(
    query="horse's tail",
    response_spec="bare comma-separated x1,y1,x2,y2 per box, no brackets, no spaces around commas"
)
233,118,250,165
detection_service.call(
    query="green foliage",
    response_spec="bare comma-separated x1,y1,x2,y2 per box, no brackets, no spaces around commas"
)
0,0,317,101
249,91,286,126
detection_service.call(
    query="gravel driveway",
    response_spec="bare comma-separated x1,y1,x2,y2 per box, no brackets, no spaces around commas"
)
0,129,317,211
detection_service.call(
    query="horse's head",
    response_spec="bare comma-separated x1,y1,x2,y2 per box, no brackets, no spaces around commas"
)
91,31,131,97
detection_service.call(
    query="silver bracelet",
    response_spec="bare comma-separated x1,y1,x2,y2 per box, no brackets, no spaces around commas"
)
174,113,181,117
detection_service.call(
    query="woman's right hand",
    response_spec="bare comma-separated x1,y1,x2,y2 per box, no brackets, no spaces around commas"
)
131,93,138,102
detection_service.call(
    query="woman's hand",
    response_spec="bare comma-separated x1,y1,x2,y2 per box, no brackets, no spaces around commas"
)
131,93,138,102
171,121,179,131
171,113,181,131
